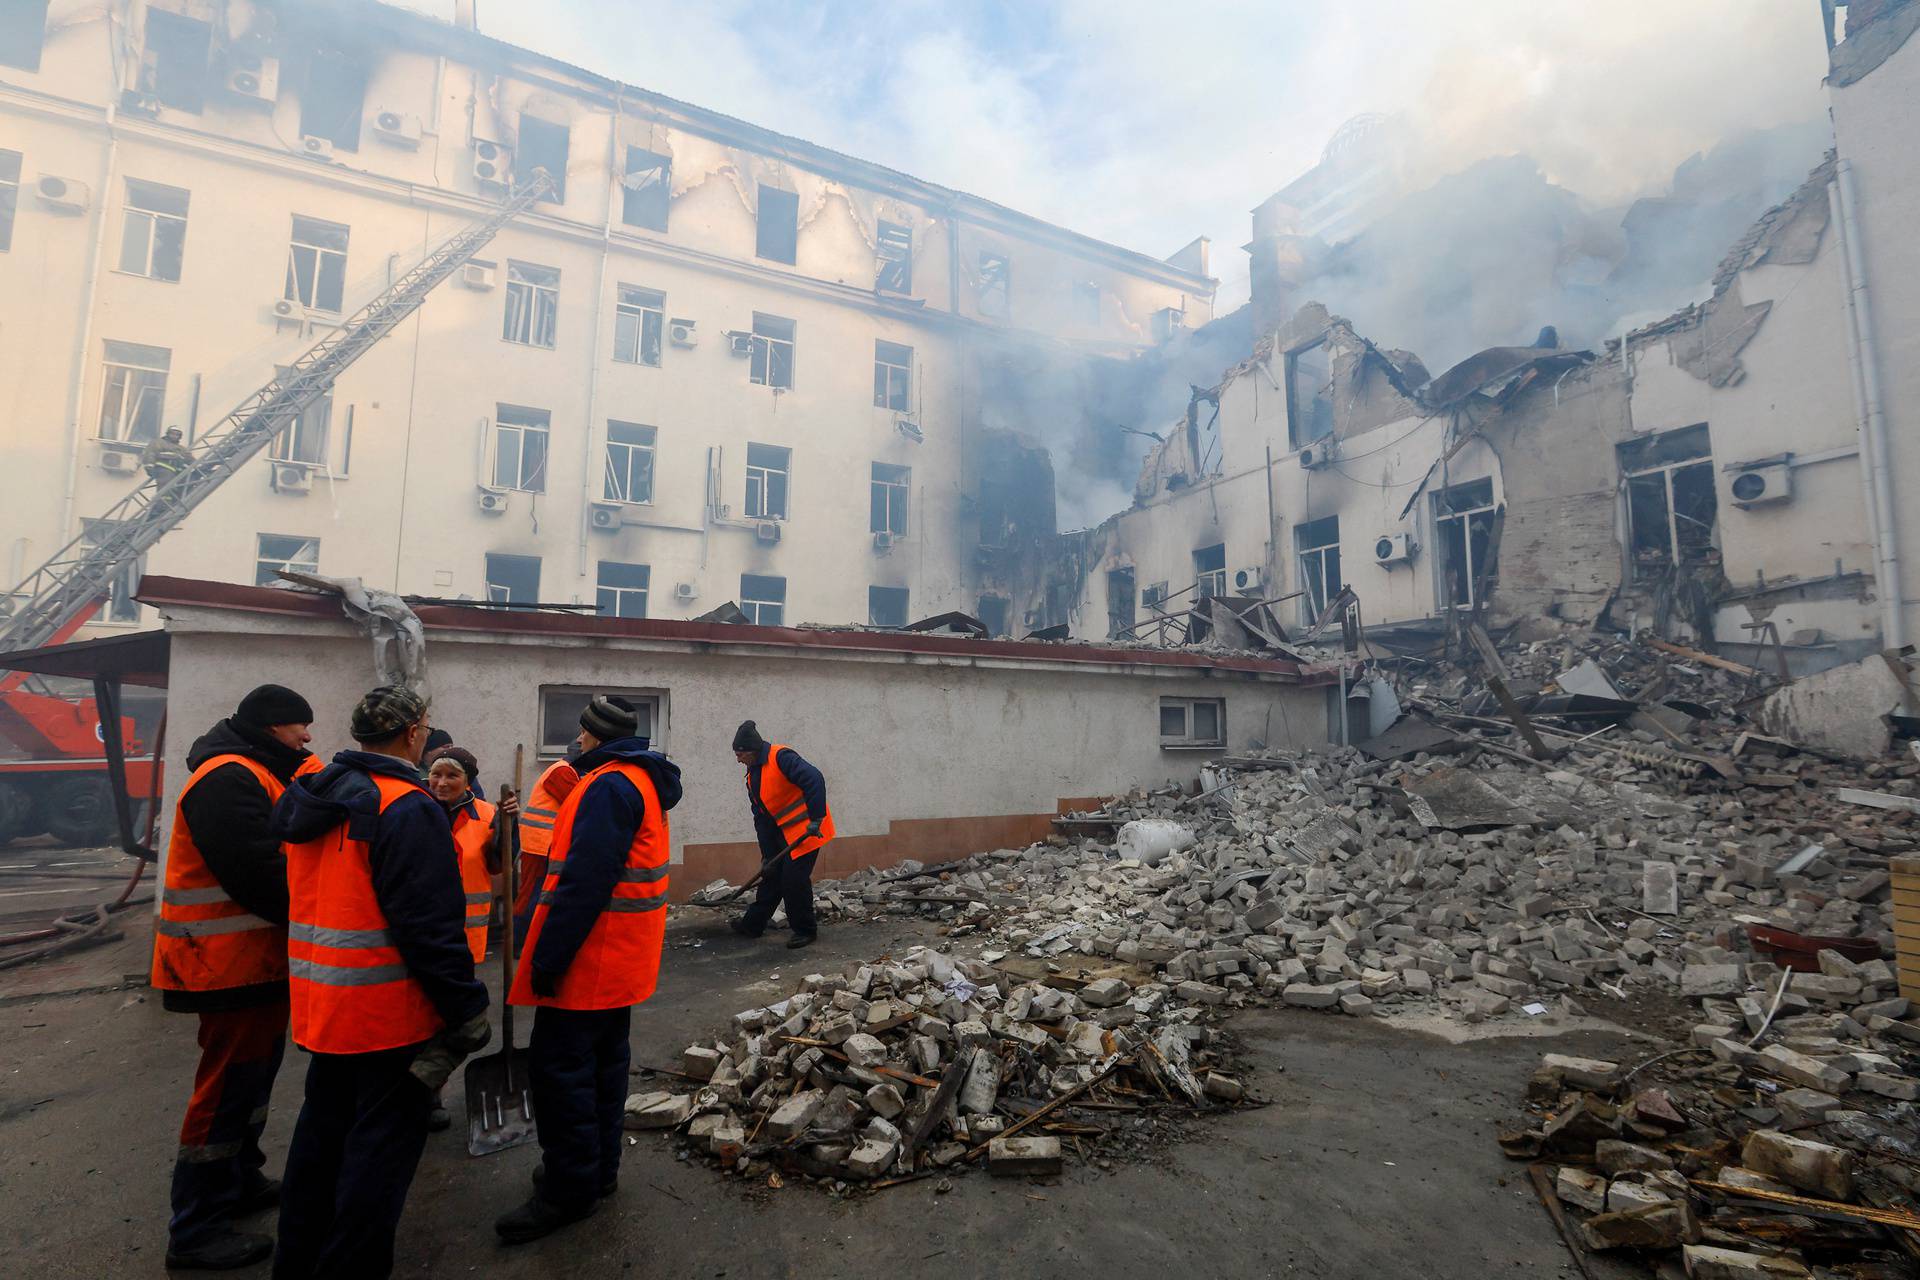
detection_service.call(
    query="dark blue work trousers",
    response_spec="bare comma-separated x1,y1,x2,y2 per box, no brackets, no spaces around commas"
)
528,1005,631,1207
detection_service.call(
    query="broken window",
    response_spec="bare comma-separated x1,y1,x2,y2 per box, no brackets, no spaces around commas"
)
491,404,549,492
0,0,47,71
1073,281,1101,327
1153,306,1184,342
613,284,663,367
596,561,650,619
978,251,1009,318
1285,338,1335,449
97,340,170,444
976,595,1010,638
876,219,912,293
604,421,656,504
254,533,319,587
141,9,211,114
745,442,790,520
81,519,142,622
1436,477,1497,609
299,52,367,152
756,184,798,264
285,215,348,312
0,149,18,252
750,313,794,389
1106,567,1136,639
873,339,912,411
868,585,908,628
1140,581,1171,643
515,116,568,202
621,147,671,231
269,365,330,466
1618,424,1718,580
540,686,659,756
1160,696,1225,749
485,552,541,604
1295,516,1342,619
740,573,786,626
503,260,559,348
1193,543,1227,601
870,463,909,537
117,179,188,281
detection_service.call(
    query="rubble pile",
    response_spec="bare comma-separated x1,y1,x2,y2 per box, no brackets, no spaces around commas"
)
1497,1009,1920,1275
623,945,1247,1191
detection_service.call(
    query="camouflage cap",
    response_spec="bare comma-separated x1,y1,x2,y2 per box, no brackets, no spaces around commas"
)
349,684,428,743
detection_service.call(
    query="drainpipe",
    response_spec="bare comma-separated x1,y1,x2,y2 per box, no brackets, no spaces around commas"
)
1829,159,1903,648
576,89,621,584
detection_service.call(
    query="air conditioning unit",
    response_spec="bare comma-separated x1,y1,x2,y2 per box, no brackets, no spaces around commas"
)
725,331,753,358
371,110,423,149
895,419,925,444
1298,441,1334,469
1729,461,1793,507
272,297,304,320
472,138,512,187
588,502,623,532
33,174,89,213
1373,532,1415,566
755,520,782,544
98,446,139,474
873,531,896,551
1231,567,1264,594
476,486,509,514
460,263,496,290
668,318,697,348
271,463,313,494
674,581,697,601
225,53,280,106
299,135,335,160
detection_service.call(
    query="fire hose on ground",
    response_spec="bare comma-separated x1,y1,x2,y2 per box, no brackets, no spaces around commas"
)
0,856,152,970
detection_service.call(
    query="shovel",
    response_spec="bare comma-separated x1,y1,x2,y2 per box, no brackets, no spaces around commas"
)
465,745,537,1156
713,838,801,905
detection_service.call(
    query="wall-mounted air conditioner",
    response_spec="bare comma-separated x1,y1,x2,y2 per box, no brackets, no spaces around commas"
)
98,446,139,475
460,263,496,290
1231,567,1263,594
755,521,782,544
226,53,280,106
895,419,925,444
589,502,623,532
271,464,313,494
371,110,423,149
873,531,896,551
33,174,89,213
472,138,511,187
674,581,697,601
668,318,697,347
477,486,509,514
1298,441,1334,469
724,331,753,357
1373,532,1415,566
1729,461,1792,507
299,135,335,160
271,298,305,321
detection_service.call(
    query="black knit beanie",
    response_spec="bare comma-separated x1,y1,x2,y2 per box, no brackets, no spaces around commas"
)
732,719,765,752
236,683,314,729
580,694,639,742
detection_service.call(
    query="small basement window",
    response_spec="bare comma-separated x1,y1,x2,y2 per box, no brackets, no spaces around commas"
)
1160,697,1225,749
539,685,660,758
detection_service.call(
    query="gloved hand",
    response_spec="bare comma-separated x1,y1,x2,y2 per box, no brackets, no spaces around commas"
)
805,820,823,839
408,1013,491,1091
531,966,561,999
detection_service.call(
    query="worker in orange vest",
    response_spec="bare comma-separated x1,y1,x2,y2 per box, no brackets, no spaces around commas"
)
728,719,834,949
269,686,490,1279
152,684,317,1271
513,754,580,941
495,695,681,1244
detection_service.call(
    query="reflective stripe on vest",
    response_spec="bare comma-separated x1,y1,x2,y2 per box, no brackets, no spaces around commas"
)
285,772,447,1054
449,798,497,964
755,744,835,860
149,753,292,993
515,761,578,918
508,758,670,1011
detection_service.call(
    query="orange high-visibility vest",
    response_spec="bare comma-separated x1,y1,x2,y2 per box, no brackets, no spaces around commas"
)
756,744,834,860
508,760,669,1010
449,797,498,963
514,760,577,919
286,774,446,1053
150,754,297,992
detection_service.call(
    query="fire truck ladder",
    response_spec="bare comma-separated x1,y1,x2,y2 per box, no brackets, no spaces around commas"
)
0,170,554,654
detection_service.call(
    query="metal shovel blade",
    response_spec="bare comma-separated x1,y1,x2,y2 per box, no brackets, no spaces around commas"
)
464,1043,537,1156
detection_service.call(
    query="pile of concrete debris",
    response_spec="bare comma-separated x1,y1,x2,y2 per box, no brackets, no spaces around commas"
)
1496,977,1920,1276
622,944,1248,1191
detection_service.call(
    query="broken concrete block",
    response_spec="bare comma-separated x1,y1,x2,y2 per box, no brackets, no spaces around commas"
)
765,1089,825,1140
1755,1044,1852,1093
1556,1166,1608,1213
1203,1071,1244,1103
1857,1071,1920,1101
1644,862,1679,915
682,1045,722,1080
865,1082,905,1120
1282,982,1341,1008
846,1136,898,1179
959,1050,1003,1115
1541,1054,1622,1092
953,1019,992,1049
987,1135,1063,1177
1740,1130,1854,1200
622,1090,692,1130
1682,964,1744,998
1596,1140,1675,1175
1339,993,1375,1016
1079,977,1130,1008
1681,1245,1810,1279
1580,1200,1698,1251
841,1032,887,1067
1606,1177,1673,1213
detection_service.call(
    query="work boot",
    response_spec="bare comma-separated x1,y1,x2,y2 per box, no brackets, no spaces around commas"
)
728,918,762,938
495,1193,597,1245
787,932,817,950
533,1163,617,1199
233,1173,281,1216
165,1228,274,1270
428,1104,452,1132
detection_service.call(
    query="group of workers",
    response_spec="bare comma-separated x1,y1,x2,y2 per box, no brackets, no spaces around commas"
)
152,682,834,1275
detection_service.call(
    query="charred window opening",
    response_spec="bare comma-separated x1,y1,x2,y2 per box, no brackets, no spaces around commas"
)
614,284,664,366
485,552,541,604
255,533,319,588
1073,282,1101,327
503,260,560,348
750,313,795,389
285,215,348,312
603,421,656,504
868,586,908,628
141,10,212,114
873,339,912,410
1106,567,1136,639
876,219,912,293
97,340,170,444
870,463,909,536
0,149,18,251
740,574,786,626
1193,543,1227,600
1619,424,1717,580
0,0,47,71
1141,581,1171,642
1436,477,1497,608
118,179,189,282
621,147,671,231
1295,516,1342,619
596,561,650,619
491,404,549,493
300,52,367,152
1285,339,1335,450
515,116,569,202
756,184,798,264
978,251,1009,318
976,595,1010,638
745,443,790,520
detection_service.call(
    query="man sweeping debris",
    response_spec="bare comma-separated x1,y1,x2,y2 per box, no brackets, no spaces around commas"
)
152,685,317,1271
497,694,681,1244
728,720,834,949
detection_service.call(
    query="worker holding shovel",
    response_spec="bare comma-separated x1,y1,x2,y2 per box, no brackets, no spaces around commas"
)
727,720,834,949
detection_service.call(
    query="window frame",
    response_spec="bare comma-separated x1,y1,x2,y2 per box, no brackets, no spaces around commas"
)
484,552,542,605
620,147,671,231
515,116,570,203
285,215,349,313
873,339,912,411
117,179,189,282
0,148,19,253
1107,567,1136,640
595,560,651,619
491,404,551,493
268,365,331,467
1159,696,1226,750
1193,542,1227,601
740,573,787,626
868,585,909,628
1618,425,1717,582
254,533,319,587
1435,477,1498,609
876,219,912,293
978,251,1010,318
80,518,142,623
1285,338,1336,450
749,313,795,390
612,284,664,367
603,420,657,505
745,443,791,520
537,685,663,759
299,52,367,152
502,260,560,349
869,462,909,537
96,340,171,444
755,183,799,264
0,1,48,73
142,8,211,114
1295,516,1342,620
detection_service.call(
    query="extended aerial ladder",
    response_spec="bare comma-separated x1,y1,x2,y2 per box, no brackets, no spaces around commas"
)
0,170,554,654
